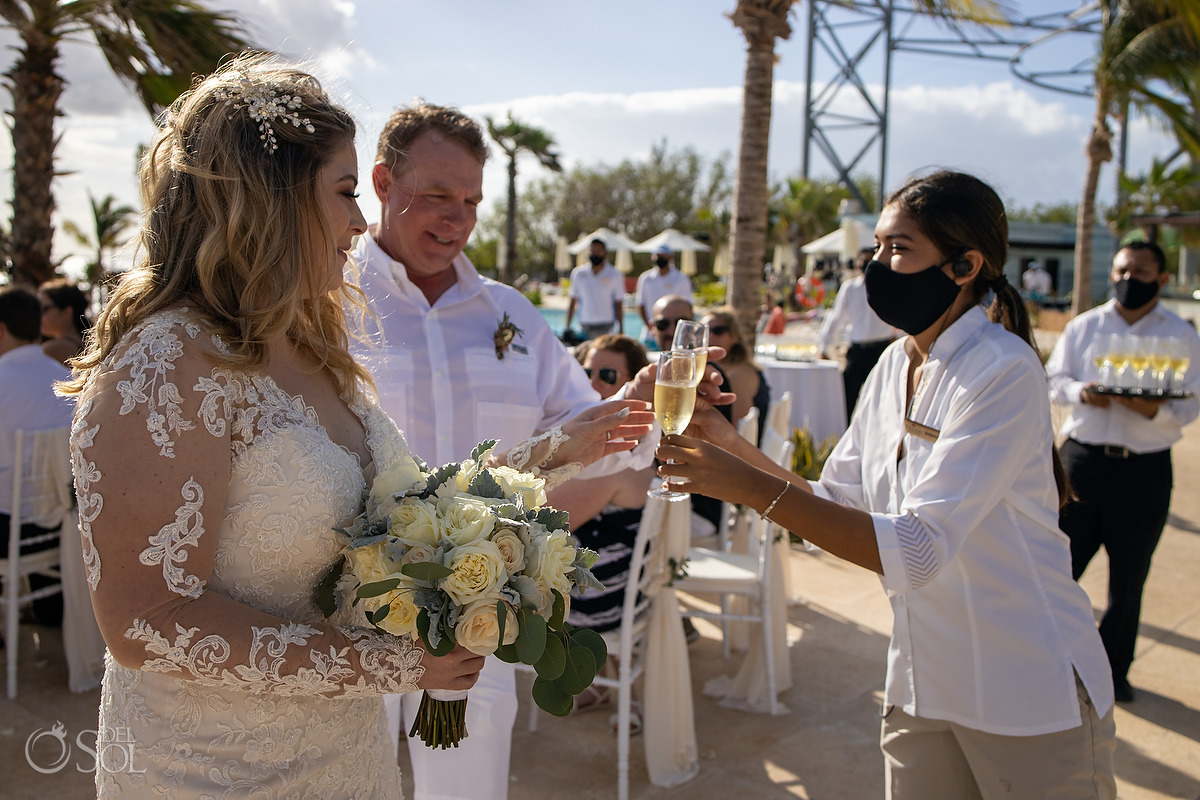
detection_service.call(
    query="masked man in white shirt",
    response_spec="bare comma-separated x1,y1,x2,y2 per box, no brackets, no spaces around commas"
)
565,239,624,340
635,244,694,345
1046,240,1200,703
818,247,896,419
350,102,663,800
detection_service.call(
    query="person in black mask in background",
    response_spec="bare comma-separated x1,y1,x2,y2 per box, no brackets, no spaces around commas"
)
655,170,1117,799
1046,240,1200,703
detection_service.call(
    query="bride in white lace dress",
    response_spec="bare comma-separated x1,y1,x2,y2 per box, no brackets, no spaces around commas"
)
60,56,651,798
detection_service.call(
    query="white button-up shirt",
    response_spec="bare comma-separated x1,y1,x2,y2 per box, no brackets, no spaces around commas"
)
350,231,651,472
816,274,895,352
813,307,1113,735
634,266,693,321
567,262,624,326
1046,298,1200,453
0,344,74,516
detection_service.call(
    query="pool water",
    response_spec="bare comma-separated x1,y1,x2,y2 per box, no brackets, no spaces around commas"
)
536,306,648,338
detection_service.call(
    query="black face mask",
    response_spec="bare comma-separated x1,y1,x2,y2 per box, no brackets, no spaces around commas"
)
864,259,962,336
654,256,670,268
588,254,605,266
1114,276,1159,310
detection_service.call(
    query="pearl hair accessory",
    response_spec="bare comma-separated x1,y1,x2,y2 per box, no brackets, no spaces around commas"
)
214,77,316,153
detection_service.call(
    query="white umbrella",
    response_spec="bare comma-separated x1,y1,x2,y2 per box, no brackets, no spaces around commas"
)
615,249,633,274
566,227,640,254
680,249,697,276
554,235,572,273
634,228,712,253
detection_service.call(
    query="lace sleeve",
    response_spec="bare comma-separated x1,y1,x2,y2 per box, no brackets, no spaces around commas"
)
489,425,582,488
71,313,425,696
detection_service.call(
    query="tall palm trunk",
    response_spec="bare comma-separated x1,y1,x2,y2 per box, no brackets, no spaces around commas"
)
1073,81,1114,315
729,2,791,352
504,155,518,286
8,31,63,287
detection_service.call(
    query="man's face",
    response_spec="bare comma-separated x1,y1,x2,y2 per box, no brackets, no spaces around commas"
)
371,131,484,281
652,299,693,350
1110,247,1165,290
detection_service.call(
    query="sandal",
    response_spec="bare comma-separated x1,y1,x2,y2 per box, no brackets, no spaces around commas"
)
610,700,643,736
571,684,613,715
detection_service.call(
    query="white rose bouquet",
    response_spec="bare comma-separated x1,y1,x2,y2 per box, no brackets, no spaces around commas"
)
316,440,607,749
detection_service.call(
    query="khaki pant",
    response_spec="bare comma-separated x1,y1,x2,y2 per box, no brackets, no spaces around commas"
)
881,678,1115,800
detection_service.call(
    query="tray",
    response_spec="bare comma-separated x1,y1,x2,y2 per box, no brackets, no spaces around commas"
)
1093,386,1193,399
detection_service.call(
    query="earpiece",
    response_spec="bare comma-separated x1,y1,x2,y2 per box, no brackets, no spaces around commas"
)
952,250,972,277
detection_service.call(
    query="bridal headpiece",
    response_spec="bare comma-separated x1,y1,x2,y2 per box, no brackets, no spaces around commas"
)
214,76,316,153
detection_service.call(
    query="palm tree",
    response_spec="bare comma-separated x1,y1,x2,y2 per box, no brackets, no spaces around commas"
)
2,0,251,288
485,113,563,286
62,191,137,293
726,0,1008,348
1072,0,1200,314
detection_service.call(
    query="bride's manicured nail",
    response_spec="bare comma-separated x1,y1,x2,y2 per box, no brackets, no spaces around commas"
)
618,407,631,419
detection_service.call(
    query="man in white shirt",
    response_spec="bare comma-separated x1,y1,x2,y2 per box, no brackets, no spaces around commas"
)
350,102,656,800
817,248,896,419
0,286,74,625
565,239,624,339
635,244,693,344
1021,260,1053,300
1046,240,1200,702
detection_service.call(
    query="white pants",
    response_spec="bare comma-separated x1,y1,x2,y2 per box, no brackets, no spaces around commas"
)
385,656,517,800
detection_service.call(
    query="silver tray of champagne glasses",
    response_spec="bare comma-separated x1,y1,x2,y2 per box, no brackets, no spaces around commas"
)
1092,387,1193,400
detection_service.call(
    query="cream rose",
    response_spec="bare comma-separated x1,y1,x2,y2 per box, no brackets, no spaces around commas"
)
489,465,547,509
345,541,396,585
399,540,437,566
438,495,496,546
491,528,526,575
389,498,442,547
455,597,519,656
368,457,426,515
368,588,420,638
526,529,576,596
442,539,507,605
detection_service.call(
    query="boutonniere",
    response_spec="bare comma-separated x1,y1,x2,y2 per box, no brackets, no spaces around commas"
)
494,313,526,359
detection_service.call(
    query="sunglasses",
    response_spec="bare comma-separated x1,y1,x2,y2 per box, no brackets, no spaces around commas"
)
707,324,730,336
653,316,691,332
585,367,620,386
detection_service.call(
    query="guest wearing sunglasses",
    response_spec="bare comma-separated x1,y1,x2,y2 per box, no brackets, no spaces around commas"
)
37,278,91,366
578,333,650,400
702,306,770,437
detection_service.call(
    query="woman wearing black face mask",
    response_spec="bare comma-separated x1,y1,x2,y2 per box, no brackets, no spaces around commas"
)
656,170,1116,799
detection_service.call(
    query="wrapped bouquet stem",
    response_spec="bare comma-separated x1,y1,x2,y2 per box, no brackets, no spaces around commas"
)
318,440,608,749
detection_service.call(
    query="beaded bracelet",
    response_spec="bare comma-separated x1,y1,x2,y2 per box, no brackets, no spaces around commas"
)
761,480,790,520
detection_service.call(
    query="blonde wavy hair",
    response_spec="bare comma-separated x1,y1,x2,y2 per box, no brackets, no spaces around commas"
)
62,54,372,397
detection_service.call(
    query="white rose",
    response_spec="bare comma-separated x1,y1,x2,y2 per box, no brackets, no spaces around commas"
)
442,539,507,606
369,588,420,638
488,465,547,509
527,529,576,597
491,528,526,576
389,498,442,547
438,495,496,546
399,540,437,566
346,541,397,585
455,596,519,656
368,457,426,515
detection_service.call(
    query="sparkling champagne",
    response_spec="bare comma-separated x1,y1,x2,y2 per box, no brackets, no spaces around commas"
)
691,351,707,380
654,380,696,436
1128,354,1151,371
1168,356,1191,373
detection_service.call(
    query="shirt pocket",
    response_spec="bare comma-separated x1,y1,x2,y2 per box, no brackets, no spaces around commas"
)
366,348,413,430
464,348,543,444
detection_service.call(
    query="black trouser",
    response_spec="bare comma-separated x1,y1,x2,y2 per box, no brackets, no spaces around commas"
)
843,339,891,420
1058,439,1172,684
0,513,64,627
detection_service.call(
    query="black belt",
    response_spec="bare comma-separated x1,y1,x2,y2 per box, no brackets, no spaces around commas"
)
849,338,893,348
1067,439,1166,460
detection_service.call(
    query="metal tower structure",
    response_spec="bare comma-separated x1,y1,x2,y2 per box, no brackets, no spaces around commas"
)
801,1,1104,211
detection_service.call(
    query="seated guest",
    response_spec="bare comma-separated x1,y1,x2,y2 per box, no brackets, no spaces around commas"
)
38,278,91,366
702,306,770,437
0,286,75,626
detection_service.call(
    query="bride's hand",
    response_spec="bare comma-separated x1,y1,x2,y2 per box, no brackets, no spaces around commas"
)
554,398,655,468
415,643,487,692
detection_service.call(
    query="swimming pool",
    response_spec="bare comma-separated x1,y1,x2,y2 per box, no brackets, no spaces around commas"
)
536,306,648,338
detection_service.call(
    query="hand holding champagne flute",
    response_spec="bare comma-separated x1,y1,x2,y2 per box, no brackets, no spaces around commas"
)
650,350,698,501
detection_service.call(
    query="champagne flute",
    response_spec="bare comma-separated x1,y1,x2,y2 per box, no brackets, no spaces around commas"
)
1110,333,1134,390
1091,335,1115,387
1167,336,1191,393
1127,335,1151,392
650,350,698,501
1146,336,1172,394
673,320,709,377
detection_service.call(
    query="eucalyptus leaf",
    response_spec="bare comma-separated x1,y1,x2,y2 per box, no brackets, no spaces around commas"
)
549,589,566,631
569,627,608,672
515,611,548,665
534,632,566,680
357,578,402,599
366,604,391,626
313,557,345,619
494,642,519,663
555,645,596,696
531,676,573,717
401,561,453,581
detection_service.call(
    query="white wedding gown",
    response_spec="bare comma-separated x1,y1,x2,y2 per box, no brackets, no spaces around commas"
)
71,309,424,798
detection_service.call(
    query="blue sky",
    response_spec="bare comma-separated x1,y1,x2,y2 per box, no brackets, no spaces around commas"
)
0,1,1177,274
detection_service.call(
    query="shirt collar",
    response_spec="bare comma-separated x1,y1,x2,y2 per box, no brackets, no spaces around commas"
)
358,227,484,304
928,304,991,365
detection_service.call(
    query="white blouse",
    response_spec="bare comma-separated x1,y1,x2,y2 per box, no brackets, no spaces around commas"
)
814,306,1113,735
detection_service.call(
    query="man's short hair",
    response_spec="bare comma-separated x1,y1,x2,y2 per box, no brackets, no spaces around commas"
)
1119,240,1167,273
376,101,489,174
589,238,606,250
0,286,42,341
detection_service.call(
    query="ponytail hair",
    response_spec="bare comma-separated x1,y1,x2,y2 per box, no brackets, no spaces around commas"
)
887,170,1072,508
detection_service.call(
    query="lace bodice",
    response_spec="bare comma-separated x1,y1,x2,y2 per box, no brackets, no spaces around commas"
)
72,309,419,798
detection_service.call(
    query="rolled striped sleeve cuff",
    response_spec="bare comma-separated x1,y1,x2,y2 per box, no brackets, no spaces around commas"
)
875,510,938,594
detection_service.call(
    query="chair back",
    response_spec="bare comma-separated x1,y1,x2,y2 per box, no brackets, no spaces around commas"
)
614,497,669,661
736,405,759,444
765,391,792,439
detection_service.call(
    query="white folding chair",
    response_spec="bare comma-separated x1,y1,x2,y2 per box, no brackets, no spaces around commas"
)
526,498,669,800
715,405,759,552
675,436,794,716
765,390,792,439
3,426,71,698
